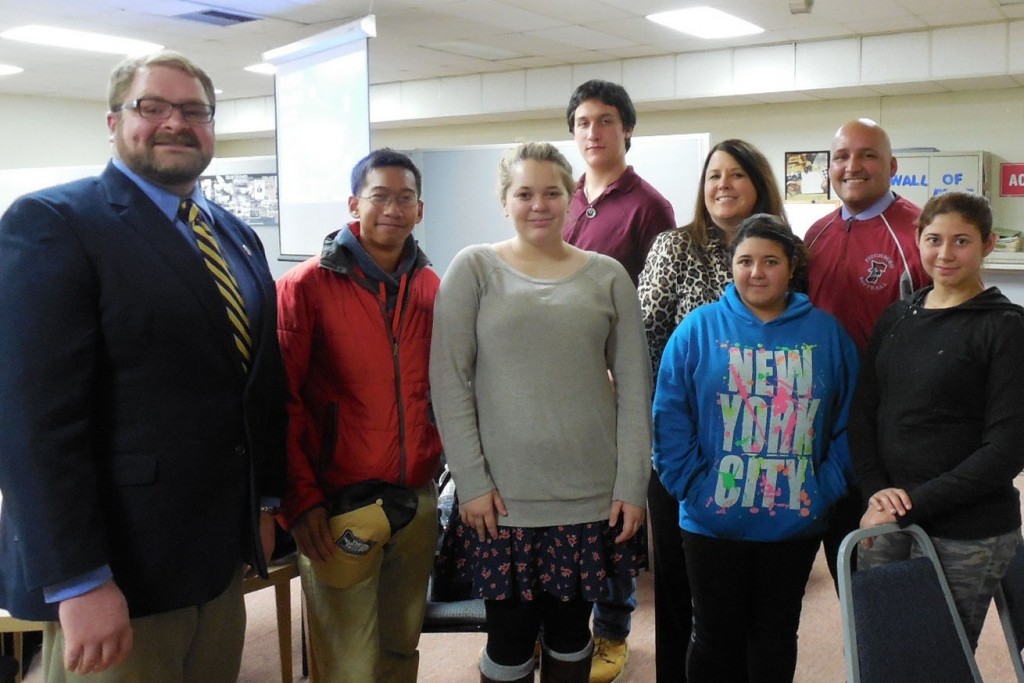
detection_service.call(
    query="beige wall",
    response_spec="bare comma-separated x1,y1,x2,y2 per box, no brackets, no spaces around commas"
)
373,88,1024,231
217,137,276,158
1,91,280,168
8,86,1024,295
12,87,1023,228
2,94,109,168
369,87,1024,300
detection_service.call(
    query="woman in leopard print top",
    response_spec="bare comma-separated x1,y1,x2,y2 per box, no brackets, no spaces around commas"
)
637,138,786,683
638,139,787,374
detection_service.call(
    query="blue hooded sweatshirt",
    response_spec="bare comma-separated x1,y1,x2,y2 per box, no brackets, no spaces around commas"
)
653,283,859,542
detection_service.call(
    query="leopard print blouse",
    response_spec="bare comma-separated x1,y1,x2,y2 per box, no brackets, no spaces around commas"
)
637,225,732,378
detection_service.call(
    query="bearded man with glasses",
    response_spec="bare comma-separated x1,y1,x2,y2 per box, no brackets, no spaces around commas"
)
0,50,286,683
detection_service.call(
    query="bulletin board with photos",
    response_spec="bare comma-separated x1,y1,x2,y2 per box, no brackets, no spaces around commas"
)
199,172,279,227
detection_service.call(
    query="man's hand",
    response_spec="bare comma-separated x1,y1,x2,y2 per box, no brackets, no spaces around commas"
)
58,579,133,675
291,506,336,563
609,501,646,543
460,489,507,541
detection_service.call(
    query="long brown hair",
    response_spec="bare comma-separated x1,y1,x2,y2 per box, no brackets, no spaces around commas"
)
688,139,785,248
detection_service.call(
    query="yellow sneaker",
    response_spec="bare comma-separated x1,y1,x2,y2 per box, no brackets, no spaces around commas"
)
589,637,628,683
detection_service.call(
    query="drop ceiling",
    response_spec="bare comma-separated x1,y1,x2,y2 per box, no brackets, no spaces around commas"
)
0,0,1022,103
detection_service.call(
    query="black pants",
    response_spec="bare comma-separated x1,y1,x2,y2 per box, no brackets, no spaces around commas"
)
0,656,17,683
648,472,692,683
821,490,863,591
485,594,593,666
682,531,819,683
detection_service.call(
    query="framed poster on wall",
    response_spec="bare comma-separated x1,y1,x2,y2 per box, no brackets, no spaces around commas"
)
785,151,830,202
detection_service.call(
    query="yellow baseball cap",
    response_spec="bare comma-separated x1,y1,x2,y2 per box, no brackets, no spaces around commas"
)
311,498,391,588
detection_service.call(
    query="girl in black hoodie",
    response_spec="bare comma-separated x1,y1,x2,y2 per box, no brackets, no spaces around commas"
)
850,191,1024,650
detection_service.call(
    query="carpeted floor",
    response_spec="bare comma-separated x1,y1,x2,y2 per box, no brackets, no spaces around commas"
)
22,519,1023,682
419,551,1016,682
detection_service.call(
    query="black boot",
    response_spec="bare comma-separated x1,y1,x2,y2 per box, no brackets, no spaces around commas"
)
479,647,536,683
540,646,591,683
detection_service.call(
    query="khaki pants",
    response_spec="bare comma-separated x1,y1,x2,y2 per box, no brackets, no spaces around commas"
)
42,567,245,683
301,483,438,683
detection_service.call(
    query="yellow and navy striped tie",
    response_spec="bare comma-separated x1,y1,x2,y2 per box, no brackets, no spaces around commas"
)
179,199,253,372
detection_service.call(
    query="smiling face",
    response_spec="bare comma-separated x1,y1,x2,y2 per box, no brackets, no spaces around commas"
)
107,65,214,196
732,236,794,321
503,159,571,247
348,166,423,270
917,211,994,298
572,99,631,174
829,121,897,215
704,150,758,235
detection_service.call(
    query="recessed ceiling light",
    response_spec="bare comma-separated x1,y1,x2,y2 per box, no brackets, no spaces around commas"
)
427,40,524,61
647,7,764,39
244,63,276,75
0,25,162,55
0,64,23,76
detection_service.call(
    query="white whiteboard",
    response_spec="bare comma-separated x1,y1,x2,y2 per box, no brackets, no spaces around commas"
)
409,133,709,275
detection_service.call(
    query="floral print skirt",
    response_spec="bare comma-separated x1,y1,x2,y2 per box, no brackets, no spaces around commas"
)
437,498,646,602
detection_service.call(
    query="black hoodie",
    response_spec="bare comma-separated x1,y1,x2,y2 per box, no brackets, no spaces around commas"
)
849,286,1024,539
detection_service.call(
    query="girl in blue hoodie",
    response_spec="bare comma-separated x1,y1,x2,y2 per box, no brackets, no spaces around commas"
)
653,213,859,683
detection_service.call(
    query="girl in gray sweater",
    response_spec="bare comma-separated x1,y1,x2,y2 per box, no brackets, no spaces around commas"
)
430,142,652,683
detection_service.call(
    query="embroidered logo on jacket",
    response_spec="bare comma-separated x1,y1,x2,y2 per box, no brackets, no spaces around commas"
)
860,253,895,292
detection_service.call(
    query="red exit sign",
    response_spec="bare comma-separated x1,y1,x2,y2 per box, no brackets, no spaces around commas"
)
1000,163,1024,196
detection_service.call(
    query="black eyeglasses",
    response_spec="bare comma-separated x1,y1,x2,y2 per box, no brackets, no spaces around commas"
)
116,97,215,124
357,193,420,208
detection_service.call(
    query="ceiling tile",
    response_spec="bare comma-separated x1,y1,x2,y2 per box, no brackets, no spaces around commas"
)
525,25,636,50
0,0,1022,108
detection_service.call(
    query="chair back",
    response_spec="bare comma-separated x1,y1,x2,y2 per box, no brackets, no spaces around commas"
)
837,524,982,683
421,463,486,633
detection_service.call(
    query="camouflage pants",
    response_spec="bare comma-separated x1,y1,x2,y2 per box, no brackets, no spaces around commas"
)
858,527,1021,650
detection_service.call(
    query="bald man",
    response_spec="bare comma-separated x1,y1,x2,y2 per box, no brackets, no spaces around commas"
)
805,119,929,352
805,119,930,587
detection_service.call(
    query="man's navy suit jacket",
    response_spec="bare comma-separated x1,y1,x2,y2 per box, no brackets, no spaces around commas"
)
0,162,287,621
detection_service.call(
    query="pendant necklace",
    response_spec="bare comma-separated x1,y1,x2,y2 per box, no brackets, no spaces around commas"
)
584,184,598,218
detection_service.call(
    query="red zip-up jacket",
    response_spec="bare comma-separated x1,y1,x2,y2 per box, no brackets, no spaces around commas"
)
276,223,441,528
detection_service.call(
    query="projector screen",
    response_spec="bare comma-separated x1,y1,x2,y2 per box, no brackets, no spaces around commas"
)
271,29,371,258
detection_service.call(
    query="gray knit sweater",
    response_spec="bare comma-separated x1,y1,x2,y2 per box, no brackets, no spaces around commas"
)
429,245,652,528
